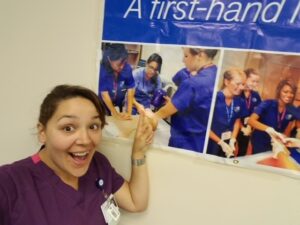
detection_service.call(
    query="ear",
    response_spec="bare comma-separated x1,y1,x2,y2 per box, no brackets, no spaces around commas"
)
37,123,46,144
224,78,230,87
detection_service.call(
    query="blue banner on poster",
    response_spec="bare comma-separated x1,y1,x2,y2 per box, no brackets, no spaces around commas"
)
103,0,300,53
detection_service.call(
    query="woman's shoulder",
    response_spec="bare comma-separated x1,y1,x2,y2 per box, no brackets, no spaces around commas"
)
92,151,113,169
0,157,34,192
255,99,277,111
122,63,133,72
133,67,145,78
261,99,276,106
0,157,33,175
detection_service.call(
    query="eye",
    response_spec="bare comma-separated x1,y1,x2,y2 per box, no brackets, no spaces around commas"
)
90,123,100,130
63,125,75,132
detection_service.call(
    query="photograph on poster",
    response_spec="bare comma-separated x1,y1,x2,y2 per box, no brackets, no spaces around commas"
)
98,42,220,153
207,50,300,172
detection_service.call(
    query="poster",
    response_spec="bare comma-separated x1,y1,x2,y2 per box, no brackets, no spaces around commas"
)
99,0,300,177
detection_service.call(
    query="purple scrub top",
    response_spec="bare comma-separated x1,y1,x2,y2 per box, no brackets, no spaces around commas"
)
0,151,124,225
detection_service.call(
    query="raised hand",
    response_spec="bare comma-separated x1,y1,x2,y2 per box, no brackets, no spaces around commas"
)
132,110,154,155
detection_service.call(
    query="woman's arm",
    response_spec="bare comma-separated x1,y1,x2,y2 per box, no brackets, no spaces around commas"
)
133,98,144,113
145,100,177,130
114,111,153,212
209,130,221,143
101,91,131,120
209,131,234,157
126,88,134,116
283,120,295,137
248,113,286,142
248,113,268,131
232,119,241,139
101,91,118,116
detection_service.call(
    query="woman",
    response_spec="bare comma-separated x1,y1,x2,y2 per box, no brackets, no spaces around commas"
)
132,53,163,114
0,85,153,225
98,43,135,120
237,68,262,156
208,68,248,158
146,48,218,153
248,79,297,155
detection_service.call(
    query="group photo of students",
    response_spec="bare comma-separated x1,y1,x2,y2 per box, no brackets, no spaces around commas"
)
208,50,300,171
98,42,220,153
98,42,300,171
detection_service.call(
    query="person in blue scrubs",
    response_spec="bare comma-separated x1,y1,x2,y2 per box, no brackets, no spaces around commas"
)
98,43,135,120
236,68,262,156
208,68,248,158
172,68,191,87
145,48,218,153
132,53,163,114
248,79,297,155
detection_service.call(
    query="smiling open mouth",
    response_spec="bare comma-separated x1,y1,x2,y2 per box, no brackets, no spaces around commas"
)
69,152,89,161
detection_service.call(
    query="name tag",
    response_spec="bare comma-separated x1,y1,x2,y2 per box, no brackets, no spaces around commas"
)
101,194,121,225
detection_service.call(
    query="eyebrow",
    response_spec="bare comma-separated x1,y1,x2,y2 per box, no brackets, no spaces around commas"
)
57,115,100,122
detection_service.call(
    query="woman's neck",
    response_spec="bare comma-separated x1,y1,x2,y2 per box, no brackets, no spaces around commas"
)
197,60,213,72
39,150,79,190
244,89,251,98
278,100,286,113
223,89,233,105
223,88,233,99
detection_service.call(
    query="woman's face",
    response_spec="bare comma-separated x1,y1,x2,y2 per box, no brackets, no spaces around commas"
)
145,61,159,79
225,73,245,96
109,58,126,73
279,84,294,104
38,97,102,180
182,48,201,72
245,73,260,91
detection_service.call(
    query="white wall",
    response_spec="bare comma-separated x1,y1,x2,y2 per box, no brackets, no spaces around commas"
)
101,137,300,225
0,1,299,225
0,0,101,164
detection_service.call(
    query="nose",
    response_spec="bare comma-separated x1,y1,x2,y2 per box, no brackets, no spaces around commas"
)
76,128,92,145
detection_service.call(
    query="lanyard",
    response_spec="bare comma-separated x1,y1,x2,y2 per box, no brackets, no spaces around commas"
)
277,108,286,129
245,93,252,110
113,77,118,101
225,100,234,125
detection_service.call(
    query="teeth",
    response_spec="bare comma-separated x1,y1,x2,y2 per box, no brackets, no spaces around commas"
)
71,152,88,157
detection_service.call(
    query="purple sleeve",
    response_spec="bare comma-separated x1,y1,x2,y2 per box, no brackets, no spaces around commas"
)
123,64,135,89
253,100,270,116
172,69,189,87
172,81,193,111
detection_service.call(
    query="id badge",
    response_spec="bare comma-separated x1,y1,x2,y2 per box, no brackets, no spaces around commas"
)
221,131,232,141
101,194,121,225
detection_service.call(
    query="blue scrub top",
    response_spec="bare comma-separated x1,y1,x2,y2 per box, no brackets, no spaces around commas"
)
240,90,262,117
251,100,295,154
172,68,191,87
286,105,300,120
207,91,248,156
98,63,135,108
170,65,217,152
133,67,162,108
